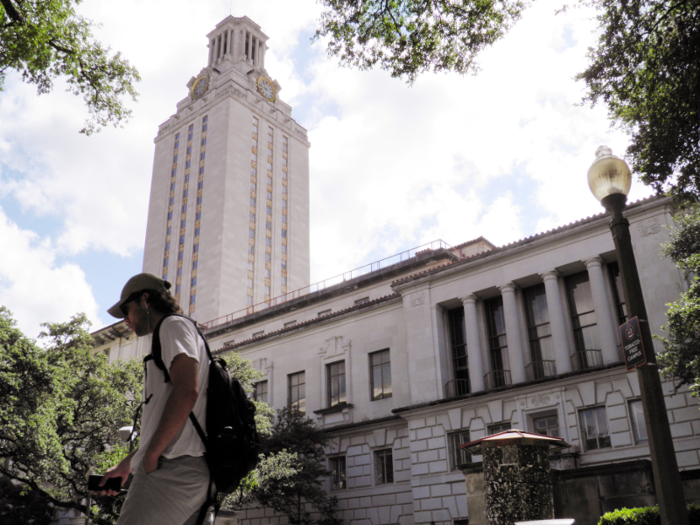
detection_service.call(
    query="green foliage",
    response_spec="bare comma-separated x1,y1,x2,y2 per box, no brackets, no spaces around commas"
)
314,0,528,83
0,0,140,134
577,0,700,197
598,504,700,524
658,205,700,396
0,307,143,520
251,408,340,525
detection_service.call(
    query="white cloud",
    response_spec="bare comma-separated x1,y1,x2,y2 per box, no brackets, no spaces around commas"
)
0,208,99,338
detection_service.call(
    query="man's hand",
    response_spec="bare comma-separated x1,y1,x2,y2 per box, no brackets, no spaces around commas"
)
99,451,134,496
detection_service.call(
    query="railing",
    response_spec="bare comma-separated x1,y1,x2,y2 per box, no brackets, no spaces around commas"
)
525,360,557,381
444,379,471,398
201,239,461,329
484,369,512,390
570,349,603,371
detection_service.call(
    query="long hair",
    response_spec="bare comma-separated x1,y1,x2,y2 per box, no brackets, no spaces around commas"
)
142,289,182,315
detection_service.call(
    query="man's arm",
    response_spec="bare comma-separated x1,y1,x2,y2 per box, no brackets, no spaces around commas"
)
143,352,200,473
99,448,137,495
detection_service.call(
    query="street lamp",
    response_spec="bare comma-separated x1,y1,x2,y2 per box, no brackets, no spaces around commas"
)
587,146,689,525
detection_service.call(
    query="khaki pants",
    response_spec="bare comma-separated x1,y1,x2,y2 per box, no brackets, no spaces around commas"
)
117,455,210,525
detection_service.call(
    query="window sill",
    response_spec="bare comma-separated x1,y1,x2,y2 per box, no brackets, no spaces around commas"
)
313,403,354,416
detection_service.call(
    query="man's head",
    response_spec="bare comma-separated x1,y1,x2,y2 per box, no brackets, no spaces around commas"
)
108,273,181,336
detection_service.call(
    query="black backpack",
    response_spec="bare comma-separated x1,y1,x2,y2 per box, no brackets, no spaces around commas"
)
146,313,261,497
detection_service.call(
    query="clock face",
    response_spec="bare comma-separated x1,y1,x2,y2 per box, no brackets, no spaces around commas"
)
257,77,276,101
192,75,210,99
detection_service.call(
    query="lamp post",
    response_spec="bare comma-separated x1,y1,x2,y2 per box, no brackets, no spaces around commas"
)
587,146,688,525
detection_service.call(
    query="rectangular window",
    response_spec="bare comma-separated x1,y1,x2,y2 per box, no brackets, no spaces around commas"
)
375,449,394,485
199,166,205,175
282,200,287,209
191,277,197,287
329,456,346,490
523,284,555,379
533,414,559,437
485,296,510,388
281,229,287,238
264,285,270,295
281,244,287,254
370,349,392,400
250,197,256,206
201,137,207,146
566,272,602,370
449,430,472,469
265,252,271,262
447,307,470,396
266,191,272,200
327,361,346,407
629,399,648,444
281,260,287,270
253,381,268,404
487,422,511,434
579,406,611,451
266,220,272,230
288,372,306,414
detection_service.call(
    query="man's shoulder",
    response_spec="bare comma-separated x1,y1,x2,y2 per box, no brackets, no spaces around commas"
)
159,314,199,339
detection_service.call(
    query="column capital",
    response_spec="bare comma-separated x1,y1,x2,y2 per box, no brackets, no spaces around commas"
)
583,256,604,269
460,294,478,305
540,269,560,282
499,282,518,294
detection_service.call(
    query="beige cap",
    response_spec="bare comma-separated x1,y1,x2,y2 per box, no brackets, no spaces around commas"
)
107,273,172,318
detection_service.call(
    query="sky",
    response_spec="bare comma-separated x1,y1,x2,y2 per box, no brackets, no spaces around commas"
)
0,0,654,339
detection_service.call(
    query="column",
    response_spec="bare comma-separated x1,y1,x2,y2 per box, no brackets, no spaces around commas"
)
430,305,447,393
541,270,572,374
584,257,620,364
462,295,485,393
499,283,526,384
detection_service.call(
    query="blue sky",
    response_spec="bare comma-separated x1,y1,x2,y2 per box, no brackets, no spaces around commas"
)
0,0,653,338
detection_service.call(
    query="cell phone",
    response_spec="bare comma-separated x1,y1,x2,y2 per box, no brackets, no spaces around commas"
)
87,474,122,492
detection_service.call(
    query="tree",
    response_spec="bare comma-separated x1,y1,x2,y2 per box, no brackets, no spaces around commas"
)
577,0,700,198
0,0,140,134
314,0,528,83
0,307,143,523
658,204,700,397
249,408,340,525
315,0,700,192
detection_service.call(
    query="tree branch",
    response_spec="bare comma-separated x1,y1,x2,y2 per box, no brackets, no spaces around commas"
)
0,0,26,24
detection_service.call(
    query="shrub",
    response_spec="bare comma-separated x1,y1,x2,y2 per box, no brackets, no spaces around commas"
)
598,505,700,525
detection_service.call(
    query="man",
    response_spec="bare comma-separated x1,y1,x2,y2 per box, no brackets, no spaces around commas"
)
101,273,211,525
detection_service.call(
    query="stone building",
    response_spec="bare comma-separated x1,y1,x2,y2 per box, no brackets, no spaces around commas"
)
142,15,310,324
92,195,700,525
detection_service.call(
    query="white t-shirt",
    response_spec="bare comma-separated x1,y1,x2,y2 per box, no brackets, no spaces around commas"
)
131,316,209,474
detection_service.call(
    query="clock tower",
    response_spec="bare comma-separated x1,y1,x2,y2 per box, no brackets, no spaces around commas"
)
142,16,311,325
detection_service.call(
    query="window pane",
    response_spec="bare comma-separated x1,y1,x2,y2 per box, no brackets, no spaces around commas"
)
630,400,648,443
370,350,392,400
330,456,346,490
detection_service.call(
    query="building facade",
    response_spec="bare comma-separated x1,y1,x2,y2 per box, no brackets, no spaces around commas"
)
142,16,310,324
195,196,698,525
92,197,700,525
